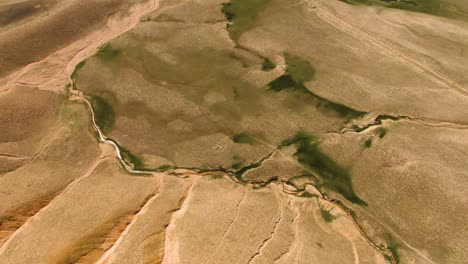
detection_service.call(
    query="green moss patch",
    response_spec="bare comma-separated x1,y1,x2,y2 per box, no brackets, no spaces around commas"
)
267,54,365,119
261,58,276,71
157,164,173,171
118,145,151,171
232,132,256,144
378,127,387,138
364,138,372,148
120,147,143,169
267,75,300,92
282,132,366,205
299,191,317,198
97,43,121,60
71,60,86,81
285,53,316,83
267,53,315,92
232,162,243,170
383,233,401,264
221,0,272,42
90,96,115,133
320,208,337,222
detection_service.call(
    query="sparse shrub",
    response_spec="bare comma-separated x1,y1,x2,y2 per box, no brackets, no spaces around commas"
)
364,138,372,148
320,208,336,222
261,58,276,71
232,132,256,144
282,132,367,205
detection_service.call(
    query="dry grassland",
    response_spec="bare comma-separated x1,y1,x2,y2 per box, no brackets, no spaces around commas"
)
0,0,467,263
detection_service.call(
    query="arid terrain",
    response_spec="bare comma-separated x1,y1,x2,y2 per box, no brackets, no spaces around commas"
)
0,0,467,263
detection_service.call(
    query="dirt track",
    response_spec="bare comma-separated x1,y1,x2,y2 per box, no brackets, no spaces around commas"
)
311,1,468,99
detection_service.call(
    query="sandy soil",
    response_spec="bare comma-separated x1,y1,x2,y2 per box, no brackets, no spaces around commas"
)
0,0,159,93
0,158,158,264
1,0,467,263
0,0,161,257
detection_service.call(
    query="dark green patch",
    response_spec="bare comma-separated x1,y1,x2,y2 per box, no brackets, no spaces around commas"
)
119,146,147,171
378,127,387,138
234,153,274,181
282,132,367,205
261,58,276,71
322,100,366,118
71,60,86,81
267,54,365,119
89,96,115,133
64,84,71,97
157,164,173,171
221,0,272,42
267,75,303,92
284,53,315,83
364,138,372,148
388,246,400,264
349,210,358,219
383,233,401,264
97,43,121,60
353,115,403,133
286,174,316,191
232,132,256,144
267,53,315,92
299,191,317,198
320,208,337,222
232,162,243,170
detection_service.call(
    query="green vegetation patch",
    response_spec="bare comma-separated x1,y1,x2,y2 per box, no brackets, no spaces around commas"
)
119,145,148,171
267,54,365,119
89,96,115,133
320,98,366,118
267,53,315,92
383,233,401,264
232,162,243,170
341,0,441,16
157,164,173,172
267,75,300,92
282,132,367,205
232,132,256,144
299,191,317,198
71,60,86,81
364,138,372,148
285,53,316,83
320,208,337,222
97,43,121,60
378,127,387,138
221,0,272,43
261,58,276,71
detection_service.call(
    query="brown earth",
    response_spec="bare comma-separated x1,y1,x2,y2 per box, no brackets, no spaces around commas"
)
0,0,467,263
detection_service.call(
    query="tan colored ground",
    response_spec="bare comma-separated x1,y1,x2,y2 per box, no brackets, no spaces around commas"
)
320,120,468,263
160,177,386,264
0,99,100,246
243,0,468,124
0,0,467,263
0,0,151,79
